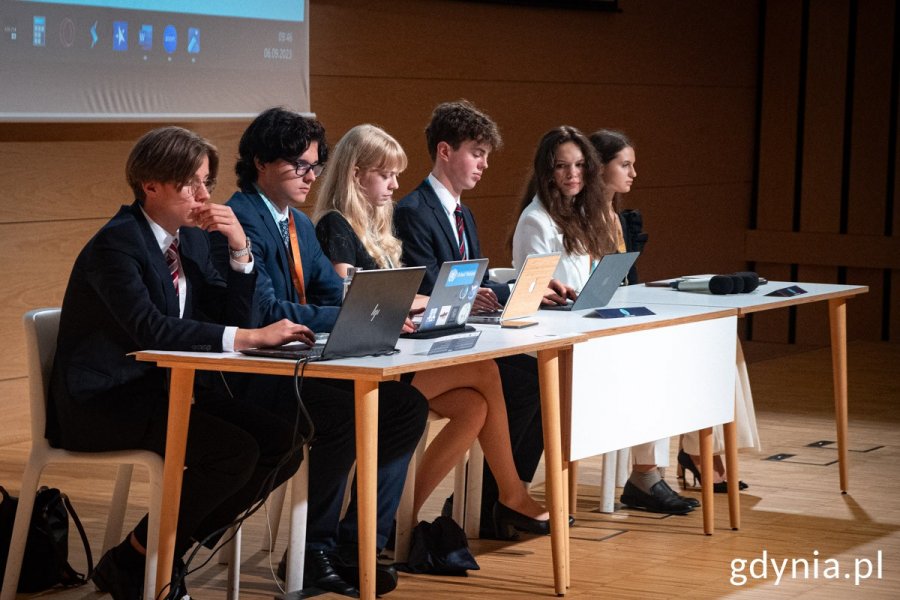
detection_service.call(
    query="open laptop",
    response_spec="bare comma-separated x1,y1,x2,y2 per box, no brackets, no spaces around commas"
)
241,267,425,361
402,258,489,339
467,252,560,327
541,251,639,311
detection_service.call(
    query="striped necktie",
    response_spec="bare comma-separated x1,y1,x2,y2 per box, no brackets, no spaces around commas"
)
165,239,179,295
454,202,467,260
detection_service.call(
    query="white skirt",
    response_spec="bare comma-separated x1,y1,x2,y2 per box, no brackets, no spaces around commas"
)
682,339,761,455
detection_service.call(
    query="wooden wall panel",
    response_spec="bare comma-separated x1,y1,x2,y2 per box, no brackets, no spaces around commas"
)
0,379,29,446
312,1,757,87
799,0,847,235
0,220,105,381
755,0,802,233
752,0,897,343
848,1,893,232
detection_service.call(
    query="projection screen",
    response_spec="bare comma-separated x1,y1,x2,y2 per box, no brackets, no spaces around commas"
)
0,0,309,121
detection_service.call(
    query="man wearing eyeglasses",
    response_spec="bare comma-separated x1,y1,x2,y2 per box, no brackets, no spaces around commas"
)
47,126,313,599
220,107,427,597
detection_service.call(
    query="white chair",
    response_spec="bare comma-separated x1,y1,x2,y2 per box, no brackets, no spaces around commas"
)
488,267,517,285
222,445,309,600
1,309,165,600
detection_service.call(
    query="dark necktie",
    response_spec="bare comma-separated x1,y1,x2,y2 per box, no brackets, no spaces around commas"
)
165,239,179,296
278,218,290,249
454,202,467,260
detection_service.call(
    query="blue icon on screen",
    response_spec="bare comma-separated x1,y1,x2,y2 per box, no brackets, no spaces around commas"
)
139,24,152,50
33,16,46,47
187,27,200,53
90,21,98,48
113,21,127,51
163,25,176,53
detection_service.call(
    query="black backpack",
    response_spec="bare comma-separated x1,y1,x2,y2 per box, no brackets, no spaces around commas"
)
0,485,93,593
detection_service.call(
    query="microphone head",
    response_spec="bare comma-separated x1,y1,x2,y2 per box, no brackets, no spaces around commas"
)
727,274,745,294
707,275,734,295
733,271,760,292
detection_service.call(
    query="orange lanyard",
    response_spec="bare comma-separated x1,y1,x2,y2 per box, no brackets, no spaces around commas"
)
287,211,306,304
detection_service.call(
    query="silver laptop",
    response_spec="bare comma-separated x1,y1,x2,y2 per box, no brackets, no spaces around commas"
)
467,253,560,326
403,258,488,339
241,267,425,361
542,251,639,311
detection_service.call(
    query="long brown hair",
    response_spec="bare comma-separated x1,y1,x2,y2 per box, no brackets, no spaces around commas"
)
510,126,617,258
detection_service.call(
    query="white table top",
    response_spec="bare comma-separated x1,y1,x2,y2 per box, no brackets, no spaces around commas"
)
611,280,868,315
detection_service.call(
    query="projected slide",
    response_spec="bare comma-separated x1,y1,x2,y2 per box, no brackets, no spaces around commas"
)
0,0,309,120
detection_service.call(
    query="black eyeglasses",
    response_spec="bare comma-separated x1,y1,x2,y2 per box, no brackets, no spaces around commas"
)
289,159,325,178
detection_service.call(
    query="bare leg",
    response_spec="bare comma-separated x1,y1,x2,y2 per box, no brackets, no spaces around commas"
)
412,361,547,521
412,386,486,517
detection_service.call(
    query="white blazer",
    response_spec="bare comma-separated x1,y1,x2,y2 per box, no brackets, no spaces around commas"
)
511,196,592,293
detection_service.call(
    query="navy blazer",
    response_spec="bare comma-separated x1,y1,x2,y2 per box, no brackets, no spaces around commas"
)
394,179,510,302
221,190,342,333
48,202,258,450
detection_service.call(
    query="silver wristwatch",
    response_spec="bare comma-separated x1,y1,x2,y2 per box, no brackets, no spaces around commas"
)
229,238,252,259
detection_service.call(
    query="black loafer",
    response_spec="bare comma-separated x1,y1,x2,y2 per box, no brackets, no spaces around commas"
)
620,480,694,515
335,547,399,596
304,549,359,597
91,545,143,600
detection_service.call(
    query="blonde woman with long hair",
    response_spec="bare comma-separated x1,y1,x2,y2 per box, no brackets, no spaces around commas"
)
314,124,551,536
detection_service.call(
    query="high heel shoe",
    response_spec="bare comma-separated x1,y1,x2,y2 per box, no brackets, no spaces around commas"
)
677,449,749,492
492,502,575,540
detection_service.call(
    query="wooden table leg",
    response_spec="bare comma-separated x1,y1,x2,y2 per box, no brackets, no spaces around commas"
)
537,348,567,595
156,367,194,598
354,380,379,600
828,298,849,493
723,420,740,530
699,427,714,535
559,347,573,589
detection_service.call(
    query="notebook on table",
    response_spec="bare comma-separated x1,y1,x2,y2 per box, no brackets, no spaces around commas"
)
541,251,639,311
240,267,425,361
467,252,560,327
402,258,489,339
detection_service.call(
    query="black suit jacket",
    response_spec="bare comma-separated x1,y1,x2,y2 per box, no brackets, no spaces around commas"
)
47,202,258,450
394,179,510,302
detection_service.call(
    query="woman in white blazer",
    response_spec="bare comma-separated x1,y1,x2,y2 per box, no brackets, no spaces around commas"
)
510,126,697,515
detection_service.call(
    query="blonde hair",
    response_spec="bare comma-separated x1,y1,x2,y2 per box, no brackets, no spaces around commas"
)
314,124,407,269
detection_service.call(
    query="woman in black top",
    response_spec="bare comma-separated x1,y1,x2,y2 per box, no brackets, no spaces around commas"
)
313,124,550,532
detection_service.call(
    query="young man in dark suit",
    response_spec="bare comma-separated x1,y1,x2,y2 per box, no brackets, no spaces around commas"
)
48,126,313,599
219,107,428,596
394,100,566,538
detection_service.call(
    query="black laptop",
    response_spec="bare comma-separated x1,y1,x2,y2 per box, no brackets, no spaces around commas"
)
541,252,639,311
241,267,424,361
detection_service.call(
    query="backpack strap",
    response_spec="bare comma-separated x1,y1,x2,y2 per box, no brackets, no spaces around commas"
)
57,492,93,586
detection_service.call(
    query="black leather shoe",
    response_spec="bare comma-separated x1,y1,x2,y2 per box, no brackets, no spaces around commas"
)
335,546,399,596
620,480,694,515
91,545,143,600
492,502,549,539
677,493,701,508
441,495,453,519
304,549,359,598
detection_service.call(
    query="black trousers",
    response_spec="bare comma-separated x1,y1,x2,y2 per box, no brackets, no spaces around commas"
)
479,354,544,534
128,392,303,557
252,376,429,552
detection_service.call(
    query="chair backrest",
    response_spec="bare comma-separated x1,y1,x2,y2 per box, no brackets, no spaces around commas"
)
23,308,62,447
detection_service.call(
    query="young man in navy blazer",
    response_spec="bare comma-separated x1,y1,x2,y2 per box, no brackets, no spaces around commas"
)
394,100,556,538
220,108,427,596
48,126,313,599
